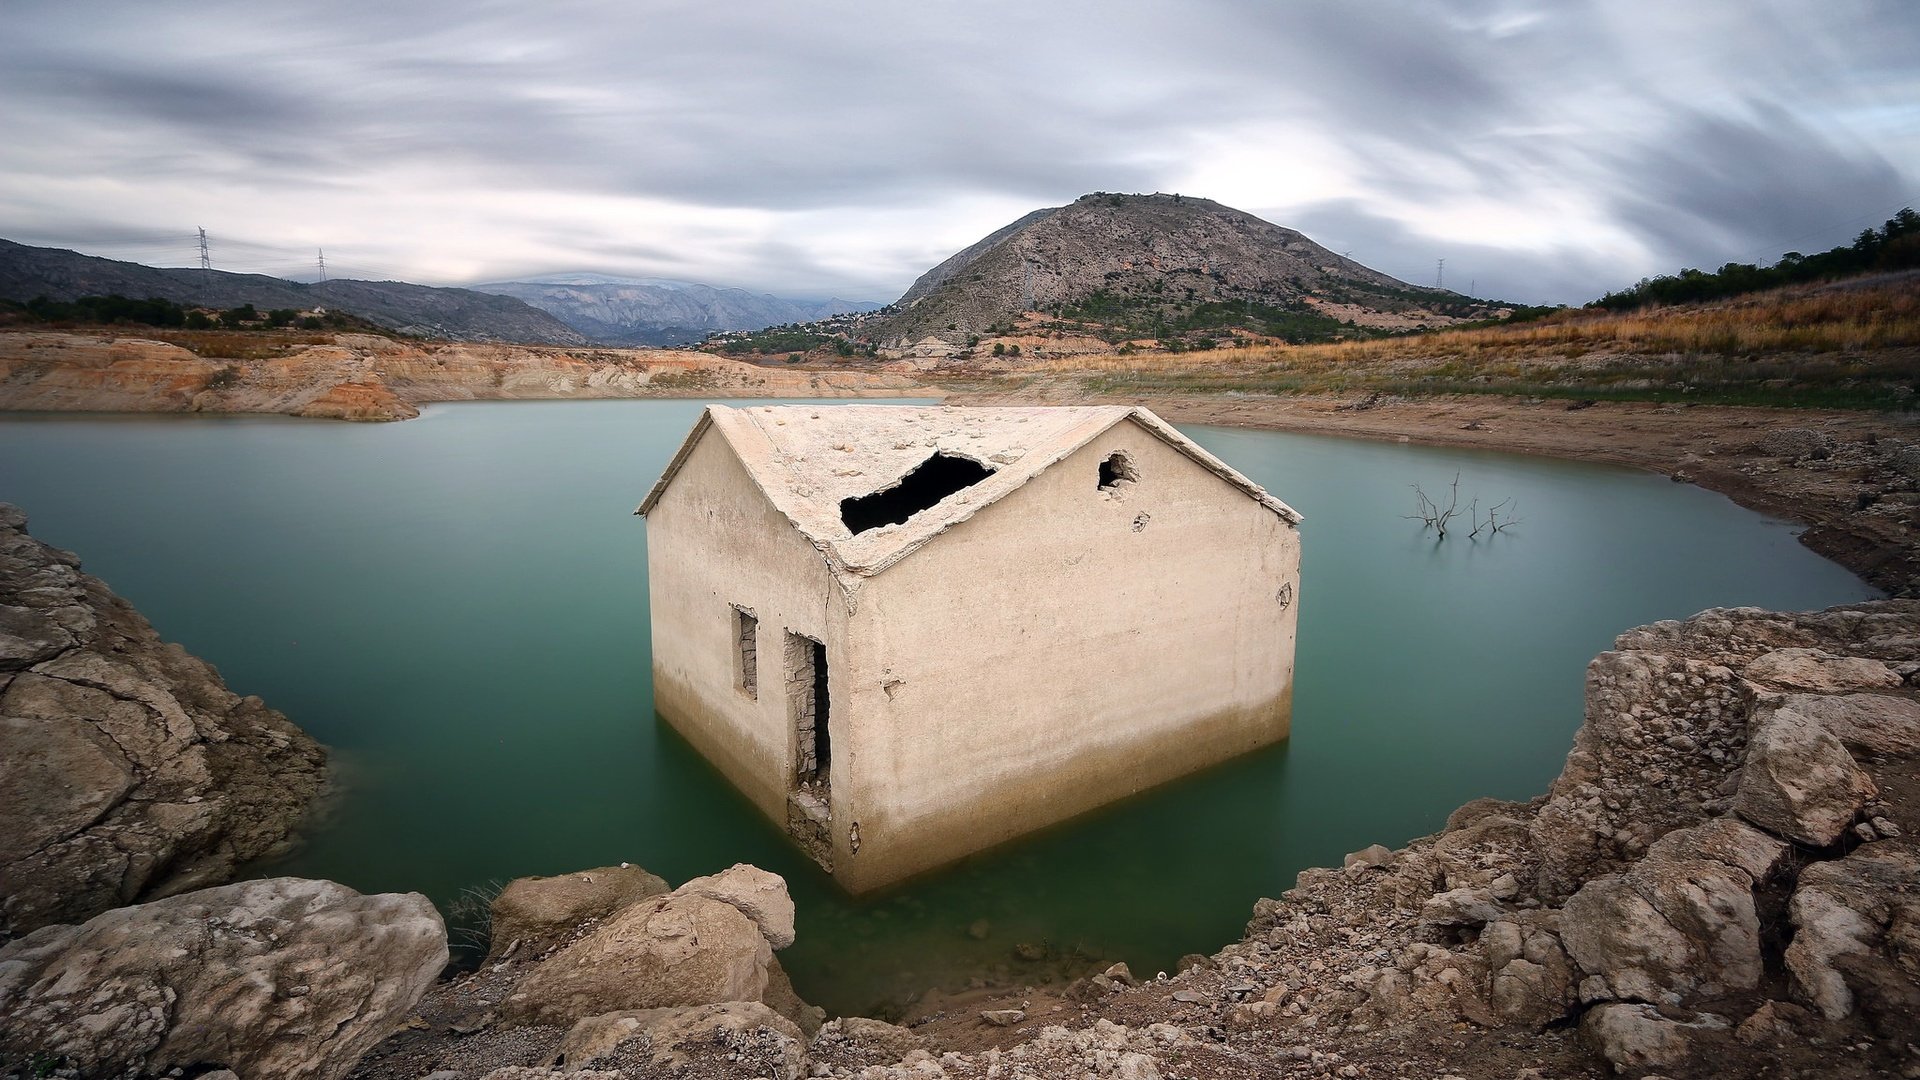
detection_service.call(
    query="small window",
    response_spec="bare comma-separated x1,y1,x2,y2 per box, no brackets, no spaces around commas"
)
1098,450,1138,492
733,606,759,698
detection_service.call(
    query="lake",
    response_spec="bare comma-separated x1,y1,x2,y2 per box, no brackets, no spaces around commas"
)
0,399,1878,1015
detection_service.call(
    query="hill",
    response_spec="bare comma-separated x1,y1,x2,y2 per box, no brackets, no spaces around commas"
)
868,192,1503,353
470,276,880,346
0,239,586,345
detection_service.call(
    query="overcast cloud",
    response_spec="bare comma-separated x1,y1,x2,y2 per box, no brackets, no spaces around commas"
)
2,0,1915,304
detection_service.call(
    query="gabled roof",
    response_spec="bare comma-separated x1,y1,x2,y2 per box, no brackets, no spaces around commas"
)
638,404,1300,584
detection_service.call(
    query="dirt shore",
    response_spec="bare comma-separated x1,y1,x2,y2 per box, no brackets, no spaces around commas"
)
947,383,1920,595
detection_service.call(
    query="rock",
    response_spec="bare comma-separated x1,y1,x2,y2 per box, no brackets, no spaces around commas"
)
811,1016,929,1064
981,1008,1025,1026
486,863,669,960
1580,1003,1722,1072
1177,952,1214,973
1733,698,1878,846
1734,1000,1811,1046
670,862,796,949
0,506,326,937
1561,819,1786,1003
1343,843,1395,869
1170,990,1208,1004
1756,427,1835,461
0,878,445,1080
557,1002,803,1079
1742,648,1902,693
505,892,772,1027
1104,961,1139,986
1776,692,1920,755
1420,886,1505,928
1784,842,1920,1024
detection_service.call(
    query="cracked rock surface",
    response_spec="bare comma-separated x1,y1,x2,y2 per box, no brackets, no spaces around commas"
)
0,502,326,938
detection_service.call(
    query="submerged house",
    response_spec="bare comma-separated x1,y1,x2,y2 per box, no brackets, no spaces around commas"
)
638,405,1301,893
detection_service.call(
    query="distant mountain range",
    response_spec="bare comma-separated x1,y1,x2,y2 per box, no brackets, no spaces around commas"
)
469,276,882,346
865,192,1500,350
0,239,585,345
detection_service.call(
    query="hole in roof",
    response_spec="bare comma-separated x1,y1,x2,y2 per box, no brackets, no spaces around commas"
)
840,453,995,535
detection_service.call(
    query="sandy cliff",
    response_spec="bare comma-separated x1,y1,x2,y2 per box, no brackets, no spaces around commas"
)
0,331,926,421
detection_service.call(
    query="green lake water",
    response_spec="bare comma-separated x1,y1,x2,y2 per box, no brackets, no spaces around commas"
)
0,399,1880,1014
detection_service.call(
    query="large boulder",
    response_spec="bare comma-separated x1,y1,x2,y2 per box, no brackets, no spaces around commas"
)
1561,818,1788,1003
670,862,796,949
1741,648,1903,694
486,863,668,960
1774,692,1920,756
1784,841,1920,1026
0,878,445,1080
1732,698,1878,847
1579,1003,1725,1072
505,891,773,1027
0,504,326,936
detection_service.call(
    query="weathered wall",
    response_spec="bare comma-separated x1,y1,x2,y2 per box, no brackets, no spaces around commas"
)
646,430,844,828
835,419,1299,891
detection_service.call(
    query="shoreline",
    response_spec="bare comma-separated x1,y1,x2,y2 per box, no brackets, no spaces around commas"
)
942,384,1920,596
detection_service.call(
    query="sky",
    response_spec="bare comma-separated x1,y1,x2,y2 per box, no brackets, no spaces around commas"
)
2,1,1916,305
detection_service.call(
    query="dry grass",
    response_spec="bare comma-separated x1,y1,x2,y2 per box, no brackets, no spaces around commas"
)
138,329,340,361
982,278,1920,409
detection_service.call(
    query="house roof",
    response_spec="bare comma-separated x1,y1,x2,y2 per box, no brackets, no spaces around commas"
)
637,404,1300,583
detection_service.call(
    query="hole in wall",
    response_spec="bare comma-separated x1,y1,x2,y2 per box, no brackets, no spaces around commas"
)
840,453,995,534
1098,450,1138,492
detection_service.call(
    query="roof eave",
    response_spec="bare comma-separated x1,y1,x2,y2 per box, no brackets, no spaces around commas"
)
634,405,719,516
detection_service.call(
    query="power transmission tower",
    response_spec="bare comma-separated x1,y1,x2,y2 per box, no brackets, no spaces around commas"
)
317,248,327,282
1435,258,1445,289
197,227,212,292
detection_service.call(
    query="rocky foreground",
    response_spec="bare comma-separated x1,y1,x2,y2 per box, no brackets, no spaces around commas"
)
6,599,1914,1079
0,505,326,937
0,331,924,421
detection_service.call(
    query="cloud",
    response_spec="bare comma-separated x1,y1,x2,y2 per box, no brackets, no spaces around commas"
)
1,0,1914,302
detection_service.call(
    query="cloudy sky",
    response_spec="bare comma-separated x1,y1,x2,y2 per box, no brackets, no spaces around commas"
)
2,1,1915,305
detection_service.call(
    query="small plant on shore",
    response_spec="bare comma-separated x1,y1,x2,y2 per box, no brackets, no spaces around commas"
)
445,878,506,956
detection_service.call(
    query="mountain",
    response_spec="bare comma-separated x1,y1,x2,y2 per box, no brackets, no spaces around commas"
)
0,239,586,345
870,192,1499,349
470,278,883,346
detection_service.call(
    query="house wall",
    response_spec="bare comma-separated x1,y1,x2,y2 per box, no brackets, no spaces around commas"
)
646,429,844,831
834,419,1299,892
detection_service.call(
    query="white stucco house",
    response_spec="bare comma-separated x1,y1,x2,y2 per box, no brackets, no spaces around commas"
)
637,404,1301,892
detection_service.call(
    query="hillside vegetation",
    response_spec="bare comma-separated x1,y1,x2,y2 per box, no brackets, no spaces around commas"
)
1596,207,1920,310
949,273,1920,410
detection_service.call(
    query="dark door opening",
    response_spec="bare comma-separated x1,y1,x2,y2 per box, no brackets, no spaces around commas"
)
809,637,830,779
787,631,831,786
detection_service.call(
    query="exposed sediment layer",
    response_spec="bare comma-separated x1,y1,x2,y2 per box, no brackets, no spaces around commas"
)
0,503,327,938
0,331,927,421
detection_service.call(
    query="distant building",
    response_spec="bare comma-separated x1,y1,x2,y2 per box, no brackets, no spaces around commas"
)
638,404,1302,892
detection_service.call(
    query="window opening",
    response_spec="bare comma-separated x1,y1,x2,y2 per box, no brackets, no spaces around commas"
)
732,606,758,698
840,453,994,534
